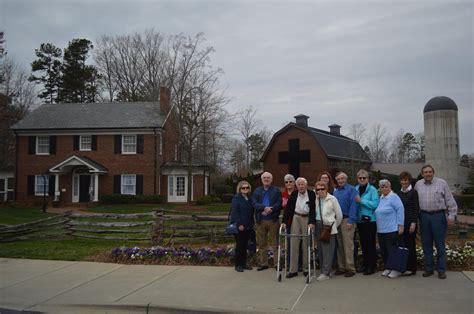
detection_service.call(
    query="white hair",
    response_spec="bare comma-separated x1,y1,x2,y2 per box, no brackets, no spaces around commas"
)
295,177,308,185
261,172,273,180
357,169,369,178
335,172,348,179
379,179,391,187
284,174,295,182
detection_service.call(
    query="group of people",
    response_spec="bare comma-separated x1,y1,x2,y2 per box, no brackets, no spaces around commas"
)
229,165,458,281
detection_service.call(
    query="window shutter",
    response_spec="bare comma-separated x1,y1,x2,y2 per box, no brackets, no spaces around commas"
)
28,137,36,154
50,136,57,155
136,175,143,195
137,135,144,154
114,135,122,154
49,175,55,195
113,175,121,194
91,135,97,151
73,136,79,151
27,175,35,195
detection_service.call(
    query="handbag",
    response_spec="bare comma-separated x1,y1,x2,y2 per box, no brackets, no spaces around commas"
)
386,237,409,272
318,198,334,243
225,205,239,235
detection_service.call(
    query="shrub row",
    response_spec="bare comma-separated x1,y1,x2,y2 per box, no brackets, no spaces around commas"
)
99,194,165,204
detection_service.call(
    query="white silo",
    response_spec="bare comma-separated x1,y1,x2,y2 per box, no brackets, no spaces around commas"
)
423,96,460,191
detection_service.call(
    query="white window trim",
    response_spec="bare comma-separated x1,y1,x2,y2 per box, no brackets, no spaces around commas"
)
122,135,137,155
36,136,50,155
35,175,49,196
80,135,92,151
121,174,136,195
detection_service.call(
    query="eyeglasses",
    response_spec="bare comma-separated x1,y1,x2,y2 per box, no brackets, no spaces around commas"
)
262,177,271,179
241,186,249,190
380,186,389,189
358,177,367,180
316,188,326,191
285,181,294,184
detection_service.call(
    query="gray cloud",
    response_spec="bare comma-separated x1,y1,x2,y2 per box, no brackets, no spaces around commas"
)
2,0,472,153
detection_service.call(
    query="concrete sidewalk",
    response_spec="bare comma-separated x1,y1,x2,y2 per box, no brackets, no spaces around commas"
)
0,258,472,313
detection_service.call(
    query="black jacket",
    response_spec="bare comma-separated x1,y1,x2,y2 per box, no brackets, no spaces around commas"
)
283,189,316,227
397,188,420,226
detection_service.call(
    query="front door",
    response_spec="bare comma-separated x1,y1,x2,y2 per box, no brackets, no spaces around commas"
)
168,175,187,202
79,175,91,202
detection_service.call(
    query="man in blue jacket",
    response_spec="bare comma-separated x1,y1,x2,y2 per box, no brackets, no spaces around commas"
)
334,171,358,277
251,172,282,271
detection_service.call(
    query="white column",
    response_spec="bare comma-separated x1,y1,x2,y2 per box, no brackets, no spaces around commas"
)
93,173,99,202
54,174,59,201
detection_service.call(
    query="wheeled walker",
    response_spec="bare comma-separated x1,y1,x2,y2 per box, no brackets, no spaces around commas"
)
276,224,317,283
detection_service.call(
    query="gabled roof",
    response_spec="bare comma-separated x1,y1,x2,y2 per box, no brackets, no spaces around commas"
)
12,102,166,130
260,122,371,163
49,155,108,173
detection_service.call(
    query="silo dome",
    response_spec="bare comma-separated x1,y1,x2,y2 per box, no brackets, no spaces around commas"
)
423,96,458,113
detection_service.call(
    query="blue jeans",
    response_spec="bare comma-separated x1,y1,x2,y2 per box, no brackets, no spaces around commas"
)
377,231,399,268
419,211,447,272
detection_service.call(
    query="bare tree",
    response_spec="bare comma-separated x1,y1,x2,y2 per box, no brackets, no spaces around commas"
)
237,106,261,168
368,123,390,163
347,122,367,145
388,128,405,163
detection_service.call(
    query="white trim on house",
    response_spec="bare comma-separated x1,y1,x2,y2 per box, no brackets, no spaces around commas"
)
121,174,136,195
36,136,50,155
0,173,14,202
79,135,92,151
122,135,137,154
49,155,107,173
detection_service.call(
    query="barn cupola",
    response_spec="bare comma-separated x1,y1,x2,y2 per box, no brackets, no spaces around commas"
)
294,114,309,127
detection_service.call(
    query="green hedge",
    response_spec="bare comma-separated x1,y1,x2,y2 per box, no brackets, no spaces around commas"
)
195,195,214,205
455,195,474,209
99,194,165,204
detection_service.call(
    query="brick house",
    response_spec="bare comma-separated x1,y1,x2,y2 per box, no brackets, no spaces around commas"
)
260,114,371,187
11,87,209,205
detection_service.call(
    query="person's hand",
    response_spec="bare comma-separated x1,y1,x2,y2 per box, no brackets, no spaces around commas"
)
447,219,455,227
238,225,245,231
355,195,361,203
281,223,286,228
398,225,404,235
346,223,353,230
409,223,416,234
308,224,315,231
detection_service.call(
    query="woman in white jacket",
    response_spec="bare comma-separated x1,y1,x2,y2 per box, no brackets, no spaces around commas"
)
309,181,343,281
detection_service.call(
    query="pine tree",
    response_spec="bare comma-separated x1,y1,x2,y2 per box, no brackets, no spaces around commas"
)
29,43,62,103
58,38,99,103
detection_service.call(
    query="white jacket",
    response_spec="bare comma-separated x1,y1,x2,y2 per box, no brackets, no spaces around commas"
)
315,194,343,235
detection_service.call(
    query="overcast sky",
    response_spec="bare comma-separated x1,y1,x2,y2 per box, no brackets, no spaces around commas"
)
2,0,473,153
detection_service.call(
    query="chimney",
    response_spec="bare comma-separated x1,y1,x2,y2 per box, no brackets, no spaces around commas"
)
159,86,171,113
294,114,309,127
328,124,341,135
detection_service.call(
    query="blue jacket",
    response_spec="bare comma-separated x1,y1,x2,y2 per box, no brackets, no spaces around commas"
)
230,194,255,230
334,184,358,224
251,185,282,223
355,183,380,223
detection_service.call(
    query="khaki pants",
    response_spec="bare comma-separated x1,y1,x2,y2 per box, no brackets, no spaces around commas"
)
336,218,356,272
290,215,309,273
256,220,279,266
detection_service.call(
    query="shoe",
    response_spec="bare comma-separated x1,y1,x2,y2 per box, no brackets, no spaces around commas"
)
356,266,367,273
388,270,401,278
244,265,253,270
382,269,391,276
316,274,330,281
363,268,375,275
257,265,269,271
344,271,355,277
422,270,434,277
334,269,346,275
303,271,308,277
286,272,298,278
402,271,413,276
438,272,447,279
235,266,243,272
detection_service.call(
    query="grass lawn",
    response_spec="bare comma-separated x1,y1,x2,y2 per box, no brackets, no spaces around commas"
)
0,206,56,225
0,238,150,260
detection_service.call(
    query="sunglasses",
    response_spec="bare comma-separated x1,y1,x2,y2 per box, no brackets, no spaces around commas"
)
316,188,326,191
285,181,294,183
241,186,249,190
358,177,367,180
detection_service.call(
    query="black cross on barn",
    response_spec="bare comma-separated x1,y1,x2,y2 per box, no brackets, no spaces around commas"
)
278,139,311,178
